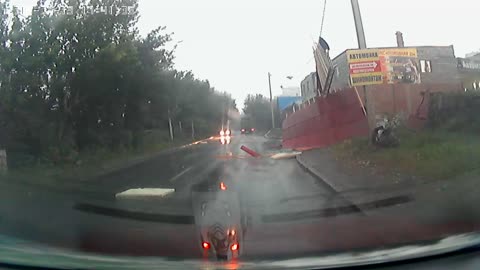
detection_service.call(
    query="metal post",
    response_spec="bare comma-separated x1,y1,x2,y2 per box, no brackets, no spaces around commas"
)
168,109,174,141
191,120,195,139
168,117,174,141
351,0,367,49
268,72,275,129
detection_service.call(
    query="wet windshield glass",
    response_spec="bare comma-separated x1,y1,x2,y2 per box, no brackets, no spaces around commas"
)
0,0,479,269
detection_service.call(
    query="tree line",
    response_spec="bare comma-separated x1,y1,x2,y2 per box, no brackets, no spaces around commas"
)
243,94,281,131
0,0,236,168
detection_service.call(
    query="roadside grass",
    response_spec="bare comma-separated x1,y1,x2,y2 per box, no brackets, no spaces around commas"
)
0,138,194,187
333,129,480,180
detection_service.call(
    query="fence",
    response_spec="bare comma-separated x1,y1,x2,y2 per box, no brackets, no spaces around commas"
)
282,82,462,149
282,89,369,149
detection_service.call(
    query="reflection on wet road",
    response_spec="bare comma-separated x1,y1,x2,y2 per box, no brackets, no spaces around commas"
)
2,133,480,261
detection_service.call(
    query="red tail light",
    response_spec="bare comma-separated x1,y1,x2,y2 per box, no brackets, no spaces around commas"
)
251,128,255,131
202,242,210,249
220,182,227,191
231,243,239,251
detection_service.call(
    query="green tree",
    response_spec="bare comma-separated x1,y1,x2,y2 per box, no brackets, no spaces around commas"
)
243,94,271,131
0,0,237,168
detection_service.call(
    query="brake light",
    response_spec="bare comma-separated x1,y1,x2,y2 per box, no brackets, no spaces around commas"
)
220,182,227,191
241,129,245,132
251,128,255,132
230,229,236,236
231,243,238,251
202,242,210,249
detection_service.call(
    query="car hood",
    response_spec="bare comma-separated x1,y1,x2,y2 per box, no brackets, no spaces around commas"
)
1,233,480,270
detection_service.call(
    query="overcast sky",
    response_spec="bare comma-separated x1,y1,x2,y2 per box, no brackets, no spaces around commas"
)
10,0,480,108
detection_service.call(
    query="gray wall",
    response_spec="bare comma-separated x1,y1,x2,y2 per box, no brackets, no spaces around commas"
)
300,72,317,101
328,46,461,91
416,46,461,84
330,51,350,91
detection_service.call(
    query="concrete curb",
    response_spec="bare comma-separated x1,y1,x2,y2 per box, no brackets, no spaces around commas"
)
264,129,283,141
295,153,366,215
295,154,337,192
264,130,272,139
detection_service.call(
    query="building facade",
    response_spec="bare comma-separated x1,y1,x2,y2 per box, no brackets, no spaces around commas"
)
281,86,301,97
457,53,480,91
300,72,318,102
329,45,462,90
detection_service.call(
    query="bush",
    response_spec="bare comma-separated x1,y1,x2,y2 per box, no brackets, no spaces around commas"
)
428,92,480,133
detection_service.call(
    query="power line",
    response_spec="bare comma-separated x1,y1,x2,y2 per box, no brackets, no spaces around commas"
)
319,0,327,37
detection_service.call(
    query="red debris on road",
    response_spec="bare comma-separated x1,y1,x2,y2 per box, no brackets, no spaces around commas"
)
240,145,261,158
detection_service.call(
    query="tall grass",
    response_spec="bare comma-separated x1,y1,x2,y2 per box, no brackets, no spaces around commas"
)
335,130,480,180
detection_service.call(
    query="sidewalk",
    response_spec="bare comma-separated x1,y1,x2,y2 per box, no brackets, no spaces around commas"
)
296,147,480,221
296,147,418,194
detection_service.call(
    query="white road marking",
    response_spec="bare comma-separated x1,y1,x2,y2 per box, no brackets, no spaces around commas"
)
115,188,175,199
169,166,193,183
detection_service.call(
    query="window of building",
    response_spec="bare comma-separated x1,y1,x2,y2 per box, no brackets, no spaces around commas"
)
420,60,432,73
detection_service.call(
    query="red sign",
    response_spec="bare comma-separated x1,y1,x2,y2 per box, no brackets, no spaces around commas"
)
349,60,381,74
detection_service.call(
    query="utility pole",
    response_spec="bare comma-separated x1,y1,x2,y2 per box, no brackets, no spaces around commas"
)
351,0,376,135
268,72,275,129
351,0,367,49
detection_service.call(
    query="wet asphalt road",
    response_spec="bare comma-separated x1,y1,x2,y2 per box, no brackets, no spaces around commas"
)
2,134,480,261
0,134,356,259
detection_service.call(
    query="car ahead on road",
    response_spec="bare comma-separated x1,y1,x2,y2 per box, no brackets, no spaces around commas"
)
241,127,255,134
220,129,232,136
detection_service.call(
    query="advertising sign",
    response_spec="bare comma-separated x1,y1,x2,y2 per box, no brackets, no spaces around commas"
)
347,48,421,86
347,49,383,86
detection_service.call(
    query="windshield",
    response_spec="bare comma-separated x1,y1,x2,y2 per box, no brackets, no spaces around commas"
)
0,0,479,269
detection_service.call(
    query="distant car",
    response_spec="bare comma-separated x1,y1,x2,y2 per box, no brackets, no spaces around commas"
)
219,129,231,136
241,128,255,135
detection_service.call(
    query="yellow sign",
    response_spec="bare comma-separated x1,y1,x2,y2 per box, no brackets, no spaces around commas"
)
379,48,417,58
350,73,383,86
347,49,382,86
347,48,421,87
347,49,380,63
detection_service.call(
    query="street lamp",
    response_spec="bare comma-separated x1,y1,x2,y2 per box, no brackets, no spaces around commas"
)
268,73,275,129
268,73,294,129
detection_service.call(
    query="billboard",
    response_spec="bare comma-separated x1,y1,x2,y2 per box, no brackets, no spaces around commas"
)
347,48,421,86
314,38,335,94
277,96,302,111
